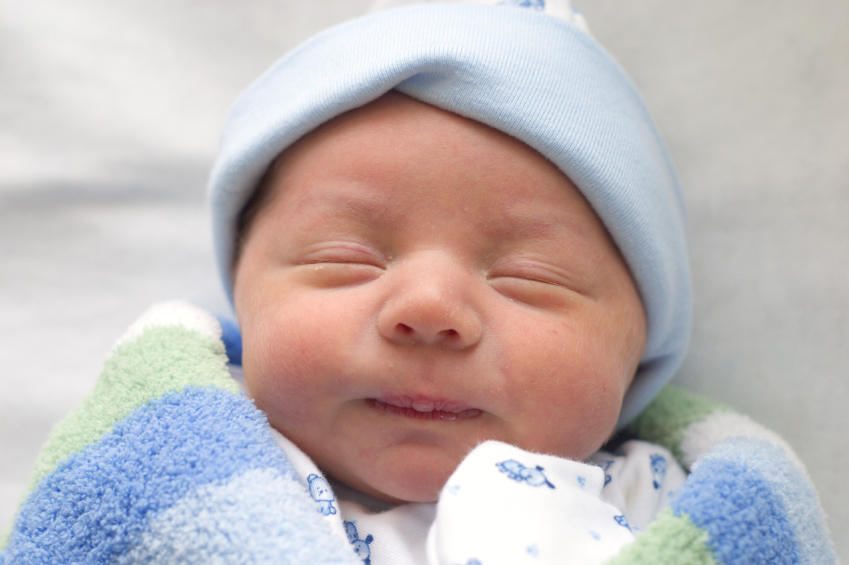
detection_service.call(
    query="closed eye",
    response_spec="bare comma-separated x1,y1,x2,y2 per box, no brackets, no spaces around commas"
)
294,242,386,287
489,277,581,310
488,260,584,291
487,260,590,309
298,241,387,267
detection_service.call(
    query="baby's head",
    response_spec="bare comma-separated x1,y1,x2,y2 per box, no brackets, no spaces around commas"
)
209,2,691,504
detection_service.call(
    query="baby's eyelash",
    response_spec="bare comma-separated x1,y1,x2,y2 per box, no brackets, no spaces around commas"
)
487,263,581,291
298,242,386,267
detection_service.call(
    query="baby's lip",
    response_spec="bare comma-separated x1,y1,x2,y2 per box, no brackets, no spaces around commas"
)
369,394,481,421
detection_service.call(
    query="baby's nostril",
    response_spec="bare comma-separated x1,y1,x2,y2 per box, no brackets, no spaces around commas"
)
393,324,461,341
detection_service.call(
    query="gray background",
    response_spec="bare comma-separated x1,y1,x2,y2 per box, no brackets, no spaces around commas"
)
1,0,846,557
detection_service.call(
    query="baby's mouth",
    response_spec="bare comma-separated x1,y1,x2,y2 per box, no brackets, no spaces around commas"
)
368,395,481,421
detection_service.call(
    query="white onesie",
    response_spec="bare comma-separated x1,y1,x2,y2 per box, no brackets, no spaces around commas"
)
272,430,685,565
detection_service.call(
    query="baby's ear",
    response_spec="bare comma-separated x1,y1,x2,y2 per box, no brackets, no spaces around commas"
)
215,315,243,366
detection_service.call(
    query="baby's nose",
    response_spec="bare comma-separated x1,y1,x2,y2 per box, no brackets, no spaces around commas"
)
377,256,482,349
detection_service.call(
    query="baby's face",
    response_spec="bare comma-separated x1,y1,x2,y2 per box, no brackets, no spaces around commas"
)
233,92,646,504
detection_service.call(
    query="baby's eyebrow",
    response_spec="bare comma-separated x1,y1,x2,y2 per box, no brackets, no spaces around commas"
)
288,188,390,222
487,210,593,245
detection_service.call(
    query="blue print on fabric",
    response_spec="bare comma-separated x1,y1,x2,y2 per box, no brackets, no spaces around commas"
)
650,453,667,489
577,476,586,488
308,474,337,515
498,0,545,10
597,460,614,487
614,515,632,532
527,544,539,557
345,521,374,564
496,459,555,488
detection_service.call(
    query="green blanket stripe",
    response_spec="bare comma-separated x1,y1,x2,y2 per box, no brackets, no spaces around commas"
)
605,508,717,565
627,385,733,465
24,324,236,497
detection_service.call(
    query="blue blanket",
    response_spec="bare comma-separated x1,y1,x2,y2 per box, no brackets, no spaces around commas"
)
1,302,836,564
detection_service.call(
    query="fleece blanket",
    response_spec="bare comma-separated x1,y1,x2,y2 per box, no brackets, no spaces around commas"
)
0,302,836,564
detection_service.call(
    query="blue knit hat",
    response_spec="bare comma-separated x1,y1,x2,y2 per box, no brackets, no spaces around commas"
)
208,2,692,426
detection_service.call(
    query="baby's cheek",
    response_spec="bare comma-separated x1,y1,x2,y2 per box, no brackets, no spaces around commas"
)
534,377,623,457
245,314,332,418
500,326,627,459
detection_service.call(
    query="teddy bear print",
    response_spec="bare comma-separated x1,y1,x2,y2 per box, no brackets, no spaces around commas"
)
307,474,337,515
496,459,555,488
614,515,632,531
649,454,667,490
345,521,374,564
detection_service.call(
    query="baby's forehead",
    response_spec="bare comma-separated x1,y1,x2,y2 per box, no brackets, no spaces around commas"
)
258,92,602,232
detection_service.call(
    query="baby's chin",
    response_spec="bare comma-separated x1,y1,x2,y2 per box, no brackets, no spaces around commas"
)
324,446,467,505
356,471,446,505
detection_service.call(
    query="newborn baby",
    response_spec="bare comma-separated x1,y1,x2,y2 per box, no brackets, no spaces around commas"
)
208,2,692,562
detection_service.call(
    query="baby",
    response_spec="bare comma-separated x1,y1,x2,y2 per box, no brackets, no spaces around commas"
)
208,0,690,562
1,2,835,563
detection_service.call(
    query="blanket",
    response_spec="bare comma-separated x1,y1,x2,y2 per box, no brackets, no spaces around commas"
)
1,302,836,564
